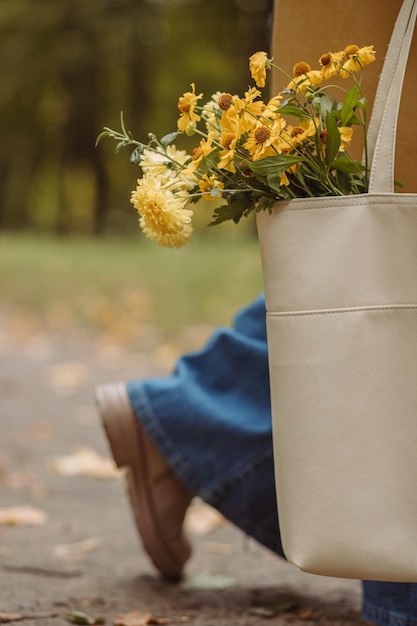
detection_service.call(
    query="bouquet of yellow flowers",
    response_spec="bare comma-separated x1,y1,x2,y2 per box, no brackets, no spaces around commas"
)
97,44,376,248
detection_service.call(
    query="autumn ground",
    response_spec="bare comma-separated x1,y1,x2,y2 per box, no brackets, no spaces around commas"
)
1,235,370,626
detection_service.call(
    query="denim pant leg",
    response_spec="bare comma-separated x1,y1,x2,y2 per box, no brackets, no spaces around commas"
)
127,293,417,626
362,582,417,626
127,293,283,556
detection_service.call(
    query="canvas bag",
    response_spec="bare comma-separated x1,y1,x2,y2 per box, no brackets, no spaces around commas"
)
256,0,417,582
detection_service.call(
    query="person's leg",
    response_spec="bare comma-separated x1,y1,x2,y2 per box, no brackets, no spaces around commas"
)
126,293,282,556
96,294,283,581
362,581,417,626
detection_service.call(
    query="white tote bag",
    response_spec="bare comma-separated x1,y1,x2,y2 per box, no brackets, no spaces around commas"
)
257,0,417,581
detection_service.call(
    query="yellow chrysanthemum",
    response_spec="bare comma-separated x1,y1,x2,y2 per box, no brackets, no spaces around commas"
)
340,45,376,75
244,118,285,161
199,174,225,200
140,145,196,189
139,145,190,183
177,83,203,132
249,51,270,88
140,217,193,249
338,126,353,151
130,174,193,248
319,50,345,79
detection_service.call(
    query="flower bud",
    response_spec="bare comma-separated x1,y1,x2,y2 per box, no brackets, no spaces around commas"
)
185,121,196,137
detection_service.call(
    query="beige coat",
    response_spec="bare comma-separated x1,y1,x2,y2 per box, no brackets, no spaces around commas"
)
270,0,416,191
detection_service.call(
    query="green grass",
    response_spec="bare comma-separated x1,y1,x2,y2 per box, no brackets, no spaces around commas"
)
0,231,263,344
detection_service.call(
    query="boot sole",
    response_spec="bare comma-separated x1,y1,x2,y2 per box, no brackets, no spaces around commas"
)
95,383,190,581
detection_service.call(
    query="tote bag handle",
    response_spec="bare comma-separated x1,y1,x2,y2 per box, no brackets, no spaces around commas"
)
367,0,417,193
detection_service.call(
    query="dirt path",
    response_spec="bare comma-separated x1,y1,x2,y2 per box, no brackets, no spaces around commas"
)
0,318,368,626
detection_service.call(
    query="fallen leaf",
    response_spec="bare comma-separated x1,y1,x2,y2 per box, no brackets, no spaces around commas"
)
64,610,105,625
45,362,90,393
114,610,170,626
294,607,316,620
204,542,235,556
50,446,123,480
248,607,275,618
0,614,22,623
0,506,47,526
54,537,103,559
20,420,55,442
184,500,226,536
1,470,41,491
0,612,60,623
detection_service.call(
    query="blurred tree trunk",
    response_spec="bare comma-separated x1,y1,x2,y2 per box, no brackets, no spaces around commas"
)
0,0,272,235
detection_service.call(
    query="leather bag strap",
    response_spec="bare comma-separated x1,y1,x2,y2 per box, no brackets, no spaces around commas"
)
368,0,417,193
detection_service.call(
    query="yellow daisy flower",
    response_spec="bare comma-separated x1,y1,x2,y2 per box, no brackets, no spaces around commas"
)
338,126,353,151
280,171,290,186
130,174,193,248
306,70,323,87
262,94,283,121
249,51,271,88
223,87,265,135
341,45,376,75
177,83,203,132
182,131,215,175
217,92,234,112
286,69,323,94
287,74,309,93
293,61,312,77
319,50,345,79
282,118,317,149
217,131,238,172
199,174,225,200
244,118,285,161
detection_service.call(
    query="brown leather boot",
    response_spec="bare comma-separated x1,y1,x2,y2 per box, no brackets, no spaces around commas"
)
95,383,193,581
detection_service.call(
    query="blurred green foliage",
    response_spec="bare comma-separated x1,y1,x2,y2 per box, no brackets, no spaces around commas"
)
0,0,272,236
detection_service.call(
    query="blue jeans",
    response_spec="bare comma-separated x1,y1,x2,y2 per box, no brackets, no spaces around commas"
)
127,294,417,626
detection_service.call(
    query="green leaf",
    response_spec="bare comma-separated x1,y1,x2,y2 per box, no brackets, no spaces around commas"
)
115,140,128,153
325,113,341,167
160,131,181,148
278,104,311,120
246,154,304,176
255,195,277,213
266,173,285,192
311,93,332,122
130,145,145,164
331,156,366,173
341,85,359,126
357,97,368,110
95,131,111,147
209,191,254,225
